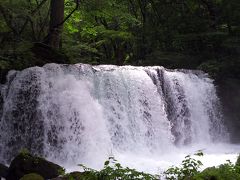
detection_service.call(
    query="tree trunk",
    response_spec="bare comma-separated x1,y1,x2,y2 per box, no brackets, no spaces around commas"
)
199,0,217,30
48,0,64,49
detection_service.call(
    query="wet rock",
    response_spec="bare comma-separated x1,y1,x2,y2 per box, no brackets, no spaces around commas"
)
0,163,8,178
6,152,65,180
217,78,240,143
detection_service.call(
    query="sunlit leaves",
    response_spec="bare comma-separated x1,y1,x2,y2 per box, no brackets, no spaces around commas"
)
164,151,204,180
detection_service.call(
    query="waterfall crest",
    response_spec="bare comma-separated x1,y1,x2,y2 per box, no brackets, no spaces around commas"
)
0,64,228,167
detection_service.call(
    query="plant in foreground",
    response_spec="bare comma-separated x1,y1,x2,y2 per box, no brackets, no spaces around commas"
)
78,156,159,180
164,151,203,180
76,152,240,180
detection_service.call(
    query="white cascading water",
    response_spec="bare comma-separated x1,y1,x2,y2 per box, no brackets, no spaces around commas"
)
0,63,237,175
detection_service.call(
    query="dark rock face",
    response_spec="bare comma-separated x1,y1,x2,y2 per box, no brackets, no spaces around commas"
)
0,163,8,178
0,69,45,163
217,78,240,143
6,152,64,180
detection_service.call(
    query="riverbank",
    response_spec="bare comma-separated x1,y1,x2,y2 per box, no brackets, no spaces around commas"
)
1,149,240,180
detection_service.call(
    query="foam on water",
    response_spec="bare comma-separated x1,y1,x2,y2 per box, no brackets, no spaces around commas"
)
65,143,240,175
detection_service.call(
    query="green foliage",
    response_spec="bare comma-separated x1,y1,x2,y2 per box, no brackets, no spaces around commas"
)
63,0,138,65
7,153,240,180
164,153,240,180
19,148,30,156
1,0,240,80
194,160,240,180
99,157,158,180
0,60,10,69
173,32,228,53
164,151,203,180
78,156,159,180
195,166,222,180
68,153,240,180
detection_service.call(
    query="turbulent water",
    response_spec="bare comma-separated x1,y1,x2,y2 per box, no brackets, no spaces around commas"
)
0,63,235,174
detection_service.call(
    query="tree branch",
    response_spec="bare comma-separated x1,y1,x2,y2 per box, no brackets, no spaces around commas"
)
19,0,49,35
0,5,18,35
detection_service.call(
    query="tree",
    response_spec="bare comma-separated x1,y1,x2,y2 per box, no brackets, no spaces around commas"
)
48,0,65,49
47,0,80,49
0,0,239,80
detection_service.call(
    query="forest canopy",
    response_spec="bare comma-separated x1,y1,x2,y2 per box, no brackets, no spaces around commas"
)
0,0,240,81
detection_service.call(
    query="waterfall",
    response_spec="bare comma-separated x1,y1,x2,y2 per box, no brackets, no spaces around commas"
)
0,63,228,168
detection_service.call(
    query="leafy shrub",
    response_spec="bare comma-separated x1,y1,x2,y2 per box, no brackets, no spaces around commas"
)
194,166,221,180
164,151,203,180
78,156,159,180
194,160,240,180
236,155,240,166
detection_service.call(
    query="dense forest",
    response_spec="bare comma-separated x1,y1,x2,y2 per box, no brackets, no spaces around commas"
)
0,0,240,82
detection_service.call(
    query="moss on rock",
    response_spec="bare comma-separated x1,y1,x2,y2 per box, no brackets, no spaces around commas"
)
19,173,44,180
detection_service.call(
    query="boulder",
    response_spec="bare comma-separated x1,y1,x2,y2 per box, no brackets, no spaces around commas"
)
20,173,44,180
0,163,8,178
6,152,65,180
